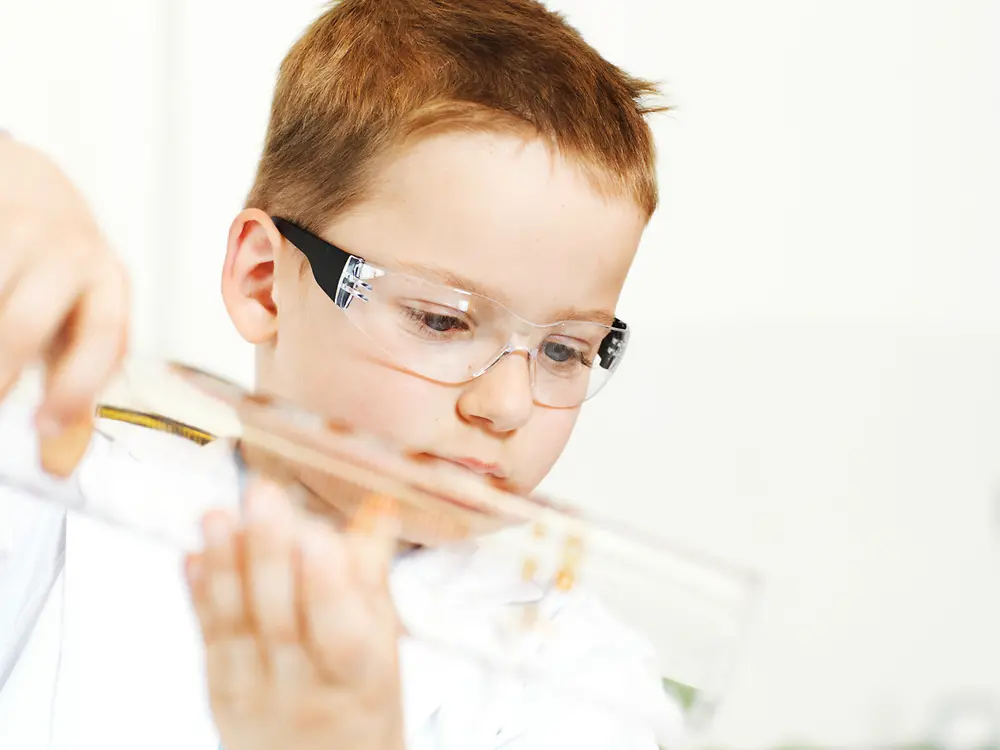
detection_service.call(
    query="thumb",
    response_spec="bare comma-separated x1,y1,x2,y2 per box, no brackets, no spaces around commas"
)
39,411,94,478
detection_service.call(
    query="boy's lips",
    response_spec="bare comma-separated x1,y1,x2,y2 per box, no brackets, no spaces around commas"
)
436,455,508,480
410,451,515,495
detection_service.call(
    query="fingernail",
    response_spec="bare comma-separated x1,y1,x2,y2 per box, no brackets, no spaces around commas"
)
36,413,62,439
300,523,331,562
350,507,375,534
351,493,397,535
246,483,281,523
38,413,94,479
283,481,308,508
185,556,202,587
202,515,232,547
371,494,397,516
372,499,402,540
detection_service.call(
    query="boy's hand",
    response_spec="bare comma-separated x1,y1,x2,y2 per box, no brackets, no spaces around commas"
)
186,480,406,750
0,134,128,455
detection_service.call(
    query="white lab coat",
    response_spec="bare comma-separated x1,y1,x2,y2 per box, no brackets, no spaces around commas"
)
0,401,680,750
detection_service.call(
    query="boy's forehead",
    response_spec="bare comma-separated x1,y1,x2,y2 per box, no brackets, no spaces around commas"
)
327,130,645,318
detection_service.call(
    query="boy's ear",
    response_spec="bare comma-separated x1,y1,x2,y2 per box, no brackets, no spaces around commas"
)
221,209,284,344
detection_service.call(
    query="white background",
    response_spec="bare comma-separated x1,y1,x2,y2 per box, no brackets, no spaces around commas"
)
2,0,1000,745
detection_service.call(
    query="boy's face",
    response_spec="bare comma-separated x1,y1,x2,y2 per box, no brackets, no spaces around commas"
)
224,131,645,505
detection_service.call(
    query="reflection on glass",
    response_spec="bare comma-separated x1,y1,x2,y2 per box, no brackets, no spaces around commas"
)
1,358,761,746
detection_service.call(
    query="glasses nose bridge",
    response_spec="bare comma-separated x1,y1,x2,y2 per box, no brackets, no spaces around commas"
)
506,327,539,356
500,322,551,365
480,294,561,360
474,330,538,383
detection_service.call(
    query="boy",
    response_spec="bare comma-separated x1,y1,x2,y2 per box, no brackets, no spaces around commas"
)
0,1,677,748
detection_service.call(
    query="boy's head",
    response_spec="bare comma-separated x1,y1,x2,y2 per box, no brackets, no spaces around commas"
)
222,0,662,530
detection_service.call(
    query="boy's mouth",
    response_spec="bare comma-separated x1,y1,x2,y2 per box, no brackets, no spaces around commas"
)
411,451,514,492
434,455,508,480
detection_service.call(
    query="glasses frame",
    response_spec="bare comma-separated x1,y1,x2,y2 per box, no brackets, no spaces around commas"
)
271,217,630,400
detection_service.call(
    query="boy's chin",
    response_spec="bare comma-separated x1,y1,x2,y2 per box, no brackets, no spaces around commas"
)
297,476,514,547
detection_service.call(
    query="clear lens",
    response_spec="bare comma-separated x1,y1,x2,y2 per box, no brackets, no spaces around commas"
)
342,271,626,407
532,320,627,407
344,273,508,382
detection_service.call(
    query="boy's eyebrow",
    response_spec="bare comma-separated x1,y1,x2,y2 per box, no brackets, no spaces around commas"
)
549,306,617,327
393,261,617,327
394,261,508,302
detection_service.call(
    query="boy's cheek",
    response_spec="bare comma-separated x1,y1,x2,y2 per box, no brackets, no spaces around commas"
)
337,369,447,443
267,317,580,489
510,410,580,489
271,328,446,441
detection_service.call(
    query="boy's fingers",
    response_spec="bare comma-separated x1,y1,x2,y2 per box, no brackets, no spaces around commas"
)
39,413,94,478
243,479,307,678
185,552,212,627
299,521,373,681
0,258,82,403
350,496,406,643
349,494,400,591
204,636,266,708
39,259,128,429
0,139,126,446
0,208,35,284
186,553,265,707
199,510,247,642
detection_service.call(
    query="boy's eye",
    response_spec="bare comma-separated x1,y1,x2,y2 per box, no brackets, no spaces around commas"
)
542,341,575,362
399,304,472,337
422,312,465,332
541,339,591,367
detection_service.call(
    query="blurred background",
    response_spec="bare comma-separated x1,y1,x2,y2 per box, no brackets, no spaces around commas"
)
2,0,999,745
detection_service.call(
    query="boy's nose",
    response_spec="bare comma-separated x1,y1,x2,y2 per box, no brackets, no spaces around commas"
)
456,351,534,434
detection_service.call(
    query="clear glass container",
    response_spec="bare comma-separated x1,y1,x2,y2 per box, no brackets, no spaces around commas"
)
0,358,762,746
